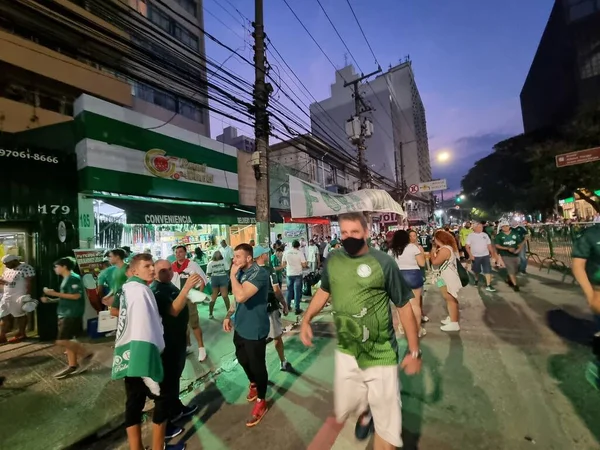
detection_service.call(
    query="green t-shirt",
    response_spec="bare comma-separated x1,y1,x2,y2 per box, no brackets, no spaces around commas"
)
98,266,116,289
513,226,528,242
112,288,123,309
57,273,85,318
259,264,281,313
459,228,473,246
418,234,432,251
494,231,523,257
111,264,128,295
572,224,600,286
234,263,270,340
321,248,413,369
270,253,283,282
150,281,189,351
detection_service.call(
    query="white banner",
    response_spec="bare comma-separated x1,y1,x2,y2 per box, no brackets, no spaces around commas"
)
418,179,447,192
289,176,405,218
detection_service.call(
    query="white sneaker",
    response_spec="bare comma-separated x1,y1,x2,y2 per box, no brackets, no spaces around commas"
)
440,322,460,332
421,315,430,323
441,316,451,325
198,347,207,362
418,327,427,338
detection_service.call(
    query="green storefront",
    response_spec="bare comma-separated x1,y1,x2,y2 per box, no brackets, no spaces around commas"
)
73,94,252,264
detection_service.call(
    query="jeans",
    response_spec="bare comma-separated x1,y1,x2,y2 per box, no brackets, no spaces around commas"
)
234,331,268,399
286,275,303,310
518,245,528,273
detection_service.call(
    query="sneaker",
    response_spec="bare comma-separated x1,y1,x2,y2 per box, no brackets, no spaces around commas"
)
354,410,374,441
165,422,184,439
172,403,199,422
295,308,303,315
198,347,207,362
421,315,430,323
440,322,460,332
246,399,268,427
208,314,215,320
281,360,293,372
76,353,94,374
441,316,451,325
513,285,520,292
246,383,258,402
186,346,194,355
506,278,514,287
485,286,497,292
54,366,78,379
418,327,427,338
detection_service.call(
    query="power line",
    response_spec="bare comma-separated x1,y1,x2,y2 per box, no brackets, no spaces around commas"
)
344,0,378,63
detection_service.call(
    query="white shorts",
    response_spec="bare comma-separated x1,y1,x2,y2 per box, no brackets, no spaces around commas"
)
268,310,283,339
0,298,26,319
334,350,402,448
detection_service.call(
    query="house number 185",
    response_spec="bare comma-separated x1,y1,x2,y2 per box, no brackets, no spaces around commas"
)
38,205,71,215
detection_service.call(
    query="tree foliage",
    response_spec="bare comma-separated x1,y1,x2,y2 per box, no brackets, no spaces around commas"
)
461,110,600,218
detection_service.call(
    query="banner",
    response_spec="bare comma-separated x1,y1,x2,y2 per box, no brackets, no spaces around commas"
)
289,176,405,218
73,249,106,312
418,179,447,193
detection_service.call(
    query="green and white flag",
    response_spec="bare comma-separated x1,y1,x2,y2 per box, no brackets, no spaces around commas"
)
111,277,165,382
289,175,405,218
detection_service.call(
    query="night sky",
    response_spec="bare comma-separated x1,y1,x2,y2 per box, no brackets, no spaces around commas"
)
203,0,554,193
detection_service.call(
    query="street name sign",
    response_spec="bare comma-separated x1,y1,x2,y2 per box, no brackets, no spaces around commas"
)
555,147,600,168
418,179,447,193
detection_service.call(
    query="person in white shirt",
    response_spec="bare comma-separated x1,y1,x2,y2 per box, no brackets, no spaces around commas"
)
466,222,497,292
171,245,209,362
0,255,35,343
389,230,427,337
306,240,320,272
219,240,234,268
206,250,231,319
282,240,307,315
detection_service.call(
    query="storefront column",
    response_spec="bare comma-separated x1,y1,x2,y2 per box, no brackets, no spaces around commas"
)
78,194,95,249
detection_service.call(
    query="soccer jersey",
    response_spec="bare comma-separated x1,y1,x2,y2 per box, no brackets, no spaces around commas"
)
320,248,413,369
57,273,85,318
572,224,600,286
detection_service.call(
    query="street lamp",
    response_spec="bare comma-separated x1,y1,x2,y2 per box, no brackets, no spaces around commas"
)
459,194,465,200
437,151,450,163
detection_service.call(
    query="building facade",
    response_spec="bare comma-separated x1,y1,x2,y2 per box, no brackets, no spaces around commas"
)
520,0,600,133
0,0,209,135
309,62,432,190
216,126,256,153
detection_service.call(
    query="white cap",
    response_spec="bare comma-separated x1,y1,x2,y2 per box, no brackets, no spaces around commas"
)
2,254,19,264
499,220,510,228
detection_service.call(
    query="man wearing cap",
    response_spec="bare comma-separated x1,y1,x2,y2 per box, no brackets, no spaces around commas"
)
254,245,292,372
495,220,524,292
0,255,35,343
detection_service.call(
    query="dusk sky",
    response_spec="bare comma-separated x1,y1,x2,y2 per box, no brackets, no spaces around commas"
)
203,0,554,192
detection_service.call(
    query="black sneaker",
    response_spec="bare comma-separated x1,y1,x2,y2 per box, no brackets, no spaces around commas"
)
295,308,303,315
172,403,199,422
513,285,520,292
281,361,293,372
76,353,95,374
506,278,514,287
354,410,374,441
165,422,184,439
54,366,78,379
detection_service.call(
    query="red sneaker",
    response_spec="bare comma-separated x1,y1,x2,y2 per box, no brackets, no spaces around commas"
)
246,383,258,402
246,399,268,427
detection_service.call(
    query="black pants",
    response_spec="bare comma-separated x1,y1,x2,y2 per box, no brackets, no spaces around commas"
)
123,349,186,427
233,331,268,399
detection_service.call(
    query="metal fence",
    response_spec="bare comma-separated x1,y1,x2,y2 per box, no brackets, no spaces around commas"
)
528,222,596,275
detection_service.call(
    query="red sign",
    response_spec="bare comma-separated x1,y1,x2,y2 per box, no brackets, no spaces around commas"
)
555,147,600,168
409,184,419,194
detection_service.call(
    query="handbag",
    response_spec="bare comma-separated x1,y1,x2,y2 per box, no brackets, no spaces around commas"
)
456,258,470,287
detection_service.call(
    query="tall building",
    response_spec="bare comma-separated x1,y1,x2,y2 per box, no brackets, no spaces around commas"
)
520,0,600,133
216,126,255,153
0,0,209,135
309,62,432,190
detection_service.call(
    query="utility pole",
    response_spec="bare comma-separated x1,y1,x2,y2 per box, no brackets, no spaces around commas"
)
344,68,381,189
394,143,408,227
253,0,272,246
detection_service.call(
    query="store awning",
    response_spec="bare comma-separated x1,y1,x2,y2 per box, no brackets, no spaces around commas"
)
278,210,330,225
99,197,255,225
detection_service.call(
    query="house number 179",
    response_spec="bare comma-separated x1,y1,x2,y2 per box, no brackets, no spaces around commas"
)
38,205,71,215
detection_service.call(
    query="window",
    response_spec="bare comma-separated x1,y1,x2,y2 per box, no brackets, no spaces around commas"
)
179,99,203,123
174,0,196,16
568,0,598,21
578,36,600,79
174,23,199,51
147,2,199,51
148,3,171,33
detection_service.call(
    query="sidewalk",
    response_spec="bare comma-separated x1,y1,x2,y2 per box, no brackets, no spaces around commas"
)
0,298,300,450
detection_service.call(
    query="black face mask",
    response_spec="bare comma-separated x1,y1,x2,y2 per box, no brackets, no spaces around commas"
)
342,237,366,256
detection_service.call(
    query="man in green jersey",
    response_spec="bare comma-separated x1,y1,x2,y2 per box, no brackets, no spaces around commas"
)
572,224,600,389
41,257,93,379
101,248,127,306
300,212,421,450
494,220,524,292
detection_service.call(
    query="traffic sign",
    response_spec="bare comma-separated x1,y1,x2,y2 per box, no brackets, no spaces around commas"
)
556,147,600,168
418,179,447,193
408,184,419,194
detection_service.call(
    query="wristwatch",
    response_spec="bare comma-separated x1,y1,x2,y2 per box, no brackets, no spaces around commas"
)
407,349,422,359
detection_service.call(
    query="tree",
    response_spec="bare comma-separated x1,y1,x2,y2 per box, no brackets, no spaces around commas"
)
461,110,600,217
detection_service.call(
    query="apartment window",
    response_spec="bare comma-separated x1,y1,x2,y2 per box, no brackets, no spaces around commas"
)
179,99,203,122
578,36,600,79
174,24,199,51
148,3,171,33
174,0,196,16
147,2,199,51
